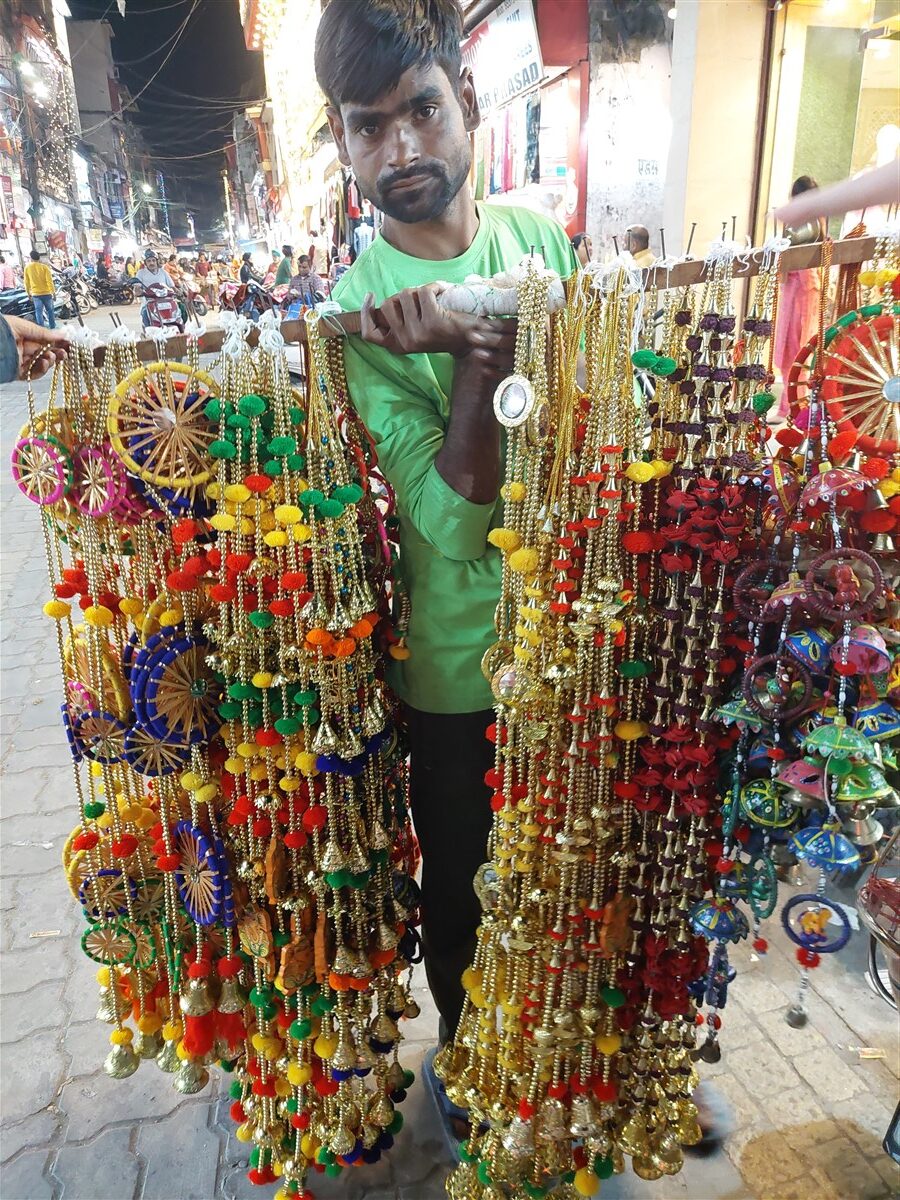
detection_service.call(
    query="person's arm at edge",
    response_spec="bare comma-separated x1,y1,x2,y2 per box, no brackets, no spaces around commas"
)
774,162,900,225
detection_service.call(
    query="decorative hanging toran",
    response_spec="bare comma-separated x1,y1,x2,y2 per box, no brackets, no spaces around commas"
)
10,226,899,1199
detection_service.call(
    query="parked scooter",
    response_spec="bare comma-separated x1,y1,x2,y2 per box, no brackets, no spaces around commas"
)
180,273,208,317
59,266,98,311
0,282,77,322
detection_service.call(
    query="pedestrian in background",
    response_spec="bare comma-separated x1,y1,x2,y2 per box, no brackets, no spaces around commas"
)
571,232,592,266
23,249,57,329
774,175,825,409
274,244,293,287
625,225,655,268
0,252,17,289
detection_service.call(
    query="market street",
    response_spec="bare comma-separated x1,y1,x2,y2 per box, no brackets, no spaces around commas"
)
1,355,897,1200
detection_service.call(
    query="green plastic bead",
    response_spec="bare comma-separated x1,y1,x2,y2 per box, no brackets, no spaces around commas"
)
477,1162,493,1187
84,801,105,819
653,355,677,376
318,498,345,519
268,435,297,455
458,1140,475,1165
248,611,274,630
239,393,268,416
631,349,657,369
209,439,237,459
601,984,626,1008
229,1080,243,1099
594,1155,614,1179
290,1018,313,1040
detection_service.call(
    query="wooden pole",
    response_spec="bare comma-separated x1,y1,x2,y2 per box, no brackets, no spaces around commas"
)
90,237,878,368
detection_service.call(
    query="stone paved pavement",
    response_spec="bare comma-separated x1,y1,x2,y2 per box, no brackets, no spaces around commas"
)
1,320,897,1199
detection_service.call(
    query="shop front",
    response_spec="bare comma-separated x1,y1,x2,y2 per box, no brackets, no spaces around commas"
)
464,0,589,237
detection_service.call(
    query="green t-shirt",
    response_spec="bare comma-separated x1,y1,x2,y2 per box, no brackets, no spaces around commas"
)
274,256,292,286
332,203,576,714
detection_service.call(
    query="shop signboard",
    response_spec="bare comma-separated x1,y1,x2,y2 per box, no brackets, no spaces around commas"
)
109,200,124,220
86,227,104,251
0,174,13,223
462,0,544,117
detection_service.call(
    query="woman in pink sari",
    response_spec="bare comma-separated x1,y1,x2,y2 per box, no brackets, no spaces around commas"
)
774,176,827,417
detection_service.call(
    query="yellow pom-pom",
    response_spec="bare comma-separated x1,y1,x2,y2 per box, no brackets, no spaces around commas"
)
501,481,527,502
574,1167,600,1196
109,1027,133,1045
651,459,674,478
251,1032,268,1053
224,483,251,503
195,783,217,805
275,1186,292,1199
224,756,246,774
594,1032,621,1054
118,597,143,616
614,719,649,741
237,741,258,759
159,608,183,627
879,479,899,499
205,482,221,500
508,546,539,575
239,517,255,536
313,1033,337,1059
138,1012,163,1034
236,1122,253,1143
96,966,112,987
294,751,318,776
96,812,113,830
859,269,878,287
210,513,236,532
258,511,276,532
291,523,312,543
43,599,71,620
274,504,302,526
134,807,156,830
252,671,273,689
287,1061,313,1086
162,1021,183,1041
175,1039,191,1061
461,966,482,993
84,604,114,627
300,1133,316,1159
279,775,301,792
180,771,202,792
487,527,523,552
264,530,289,547
249,763,269,781
625,461,656,483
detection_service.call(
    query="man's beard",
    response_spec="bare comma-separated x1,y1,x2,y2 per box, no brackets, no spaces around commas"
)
369,150,471,224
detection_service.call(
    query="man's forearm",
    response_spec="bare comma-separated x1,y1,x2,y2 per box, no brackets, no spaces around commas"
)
434,357,501,504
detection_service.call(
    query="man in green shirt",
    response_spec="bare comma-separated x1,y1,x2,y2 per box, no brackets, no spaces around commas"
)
315,0,576,1045
274,244,294,287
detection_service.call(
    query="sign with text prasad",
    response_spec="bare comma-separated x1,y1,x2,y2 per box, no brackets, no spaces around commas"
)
462,0,545,118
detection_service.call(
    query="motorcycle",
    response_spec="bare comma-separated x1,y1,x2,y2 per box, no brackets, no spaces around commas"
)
138,281,185,334
180,273,208,317
0,283,77,322
218,279,276,322
93,276,135,306
58,266,98,311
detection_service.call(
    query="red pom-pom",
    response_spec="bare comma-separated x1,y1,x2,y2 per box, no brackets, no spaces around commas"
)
244,474,272,493
284,829,307,850
796,948,821,968
826,430,858,461
753,937,768,953
230,1101,246,1122
776,427,804,449
518,1099,534,1120
302,805,327,833
268,598,294,617
622,531,655,554
860,457,889,480
188,960,210,979
209,583,237,603
715,857,734,875
73,831,99,851
252,817,272,840
112,835,138,858
166,570,195,592
860,509,895,533
156,853,180,872
225,552,253,573
547,1082,567,1100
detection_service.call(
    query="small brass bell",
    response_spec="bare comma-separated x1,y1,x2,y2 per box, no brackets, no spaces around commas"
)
217,976,246,1014
104,1043,139,1079
180,978,212,1018
368,1092,394,1128
632,1154,665,1181
173,1059,209,1094
155,1037,180,1073
134,1030,163,1060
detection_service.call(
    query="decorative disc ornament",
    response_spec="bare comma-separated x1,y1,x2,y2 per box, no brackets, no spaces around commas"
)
73,710,128,764
140,638,218,744
81,920,137,965
78,868,137,921
71,445,127,518
742,654,813,720
107,364,219,488
493,374,536,428
781,892,852,953
173,821,223,926
821,311,900,456
121,724,191,777
805,549,884,623
11,436,72,505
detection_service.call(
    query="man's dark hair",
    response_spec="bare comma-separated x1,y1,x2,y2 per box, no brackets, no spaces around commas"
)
242,252,252,262
626,225,649,250
30,249,41,261
282,244,293,256
315,0,463,108
297,254,311,266
792,175,818,197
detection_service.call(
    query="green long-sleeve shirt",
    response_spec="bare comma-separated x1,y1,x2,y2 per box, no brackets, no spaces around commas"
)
332,203,576,714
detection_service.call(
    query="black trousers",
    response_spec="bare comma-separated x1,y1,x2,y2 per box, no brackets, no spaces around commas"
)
405,706,494,1040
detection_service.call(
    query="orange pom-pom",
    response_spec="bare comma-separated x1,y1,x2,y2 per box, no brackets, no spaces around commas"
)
776,427,804,449
860,457,889,480
826,430,857,462
305,627,332,647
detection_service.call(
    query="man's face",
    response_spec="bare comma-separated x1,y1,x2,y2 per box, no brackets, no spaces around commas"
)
145,256,158,270
327,63,479,224
297,261,310,278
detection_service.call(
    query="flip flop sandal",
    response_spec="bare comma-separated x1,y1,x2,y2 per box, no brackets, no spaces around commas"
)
422,1046,469,1163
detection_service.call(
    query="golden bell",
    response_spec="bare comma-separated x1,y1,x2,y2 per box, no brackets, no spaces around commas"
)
319,840,349,873
632,1154,665,1181
104,1043,139,1079
134,1030,163,1060
96,986,123,1023
172,1059,210,1094
368,1092,394,1128
369,1013,398,1043
651,1129,685,1175
617,1113,650,1158
180,979,212,1018
332,1040,358,1071
217,976,247,1015
311,718,339,755
155,1037,180,1073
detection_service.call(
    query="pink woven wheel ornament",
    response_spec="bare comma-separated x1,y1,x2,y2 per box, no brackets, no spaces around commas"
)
72,445,127,517
11,436,70,505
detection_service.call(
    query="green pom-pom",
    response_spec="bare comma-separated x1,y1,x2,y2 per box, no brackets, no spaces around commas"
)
228,682,258,700
402,1068,415,1088
752,391,775,414
653,355,677,376
249,1148,261,1168
631,349,657,369
293,689,318,707
299,488,324,509
268,436,296,456
594,1155,614,1179
619,659,650,678
601,984,626,1008
275,716,301,735
218,701,242,720
239,393,268,416
389,1111,404,1134
248,610,274,630
249,985,272,1007
273,929,291,947
324,1164,342,1178
263,459,283,476
285,1096,299,1114
204,398,225,421
229,1080,243,1099
523,1183,549,1199
209,439,236,460
289,407,305,425
325,870,349,889
226,412,250,429
286,453,306,471
316,1147,333,1166
332,483,364,505
318,498,345,519
458,1140,475,1164
84,801,105,819
290,1018,312,1040
311,994,336,1015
